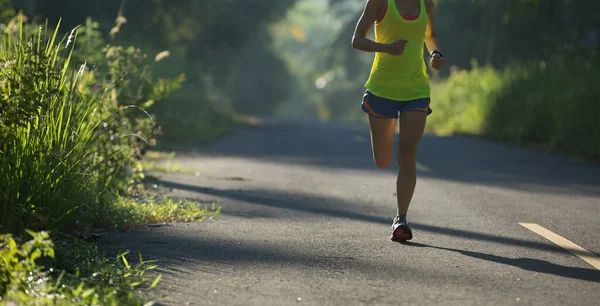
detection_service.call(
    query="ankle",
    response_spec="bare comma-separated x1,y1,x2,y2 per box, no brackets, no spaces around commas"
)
396,212,407,223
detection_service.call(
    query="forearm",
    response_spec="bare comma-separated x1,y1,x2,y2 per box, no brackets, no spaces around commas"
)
352,36,389,53
425,34,439,54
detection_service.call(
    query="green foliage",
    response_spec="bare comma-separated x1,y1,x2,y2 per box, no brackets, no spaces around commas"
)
149,86,234,149
0,231,55,301
140,151,190,173
108,196,220,229
18,0,298,120
1,231,160,305
428,53,600,159
0,16,183,234
276,0,600,121
427,61,505,135
0,10,220,306
0,0,14,22
75,17,185,190
270,0,365,120
485,53,600,158
0,20,110,233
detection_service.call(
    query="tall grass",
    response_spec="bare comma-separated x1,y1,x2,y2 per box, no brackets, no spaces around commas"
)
0,16,220,306
0,21,113,233
0,14,193,235
428,53,600,159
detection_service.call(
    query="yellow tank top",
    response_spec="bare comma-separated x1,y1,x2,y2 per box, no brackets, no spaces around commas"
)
365,0,430,101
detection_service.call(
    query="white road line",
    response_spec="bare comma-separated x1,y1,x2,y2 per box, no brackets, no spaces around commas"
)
519,223,600,270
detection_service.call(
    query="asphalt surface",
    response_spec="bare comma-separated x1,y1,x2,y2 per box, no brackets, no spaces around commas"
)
104,119,600,306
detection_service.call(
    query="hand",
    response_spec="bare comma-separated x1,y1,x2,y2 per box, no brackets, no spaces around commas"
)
385,40,408,56
430,52,445,70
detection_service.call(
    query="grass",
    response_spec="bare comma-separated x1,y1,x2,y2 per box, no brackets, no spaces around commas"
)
109,196,220,229
0,20,112,233
427,55,600,159
0,158,219,306
0,196,220,306
2,231,160,305
427,63,504,136
140,151,200,174
0,18,221,305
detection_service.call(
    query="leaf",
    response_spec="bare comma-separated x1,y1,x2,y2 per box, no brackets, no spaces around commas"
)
73,282,84,295
7,237,16,250
121,253,130,269
30,249,42,264
150,274,162,289
81,288,95,299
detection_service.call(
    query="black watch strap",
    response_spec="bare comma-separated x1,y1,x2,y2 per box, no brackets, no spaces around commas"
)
431,50,444,57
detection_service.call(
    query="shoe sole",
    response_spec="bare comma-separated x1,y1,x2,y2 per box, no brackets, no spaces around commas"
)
391,224,413,242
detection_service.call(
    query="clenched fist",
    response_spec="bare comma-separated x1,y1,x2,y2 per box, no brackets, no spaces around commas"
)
385,40,408,56
430,51,445,70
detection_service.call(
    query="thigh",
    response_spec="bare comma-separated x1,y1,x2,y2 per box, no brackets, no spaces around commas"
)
368,114,396,167
398,111,427,154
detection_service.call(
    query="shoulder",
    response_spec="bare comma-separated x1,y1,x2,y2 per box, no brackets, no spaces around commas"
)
366,0,387,11
425,0,435,15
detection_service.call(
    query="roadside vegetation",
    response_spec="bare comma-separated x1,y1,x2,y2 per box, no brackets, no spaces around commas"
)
0,13,218,305
428,55,600,159
2,0,296,302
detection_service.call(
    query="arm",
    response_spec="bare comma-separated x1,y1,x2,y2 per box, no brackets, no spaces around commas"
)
425,0,445,70
352,0,405,55
424,0,439,54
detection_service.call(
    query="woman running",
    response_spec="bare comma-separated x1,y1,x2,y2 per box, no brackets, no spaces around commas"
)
351,0,445,242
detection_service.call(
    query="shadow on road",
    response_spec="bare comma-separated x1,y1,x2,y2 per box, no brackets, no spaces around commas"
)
403,242,600,283
159,180,584,256
186,123,600,197
103,231,449,286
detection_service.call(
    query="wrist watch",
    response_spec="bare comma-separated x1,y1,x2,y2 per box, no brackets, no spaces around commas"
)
431,50,444,58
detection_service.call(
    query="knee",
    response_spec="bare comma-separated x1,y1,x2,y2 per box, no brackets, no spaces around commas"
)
375,158,392,169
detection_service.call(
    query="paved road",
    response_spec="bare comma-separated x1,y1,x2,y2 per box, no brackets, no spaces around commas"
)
105,120,600,306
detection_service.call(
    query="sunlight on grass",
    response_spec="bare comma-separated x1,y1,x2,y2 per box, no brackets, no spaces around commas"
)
115,196,221,226
141,151,195,174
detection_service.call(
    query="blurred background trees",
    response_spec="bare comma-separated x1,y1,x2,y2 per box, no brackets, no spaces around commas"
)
271,0,600,158
277,0,600,120
3,0,599,157
8,0,298,147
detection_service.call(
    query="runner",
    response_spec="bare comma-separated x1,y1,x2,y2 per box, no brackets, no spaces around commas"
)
351,0,445,242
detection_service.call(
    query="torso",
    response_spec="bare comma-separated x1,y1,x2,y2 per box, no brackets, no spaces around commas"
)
366,0,431,101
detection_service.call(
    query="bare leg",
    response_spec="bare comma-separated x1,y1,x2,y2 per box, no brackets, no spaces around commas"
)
396,111,427,215
367,114,396,169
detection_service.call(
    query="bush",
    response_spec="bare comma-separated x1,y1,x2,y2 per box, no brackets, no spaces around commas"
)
0,14,220,306
428,60,506,135
0,20,111,233
428,53,600,159
1,231,161,305
0,17,182,234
